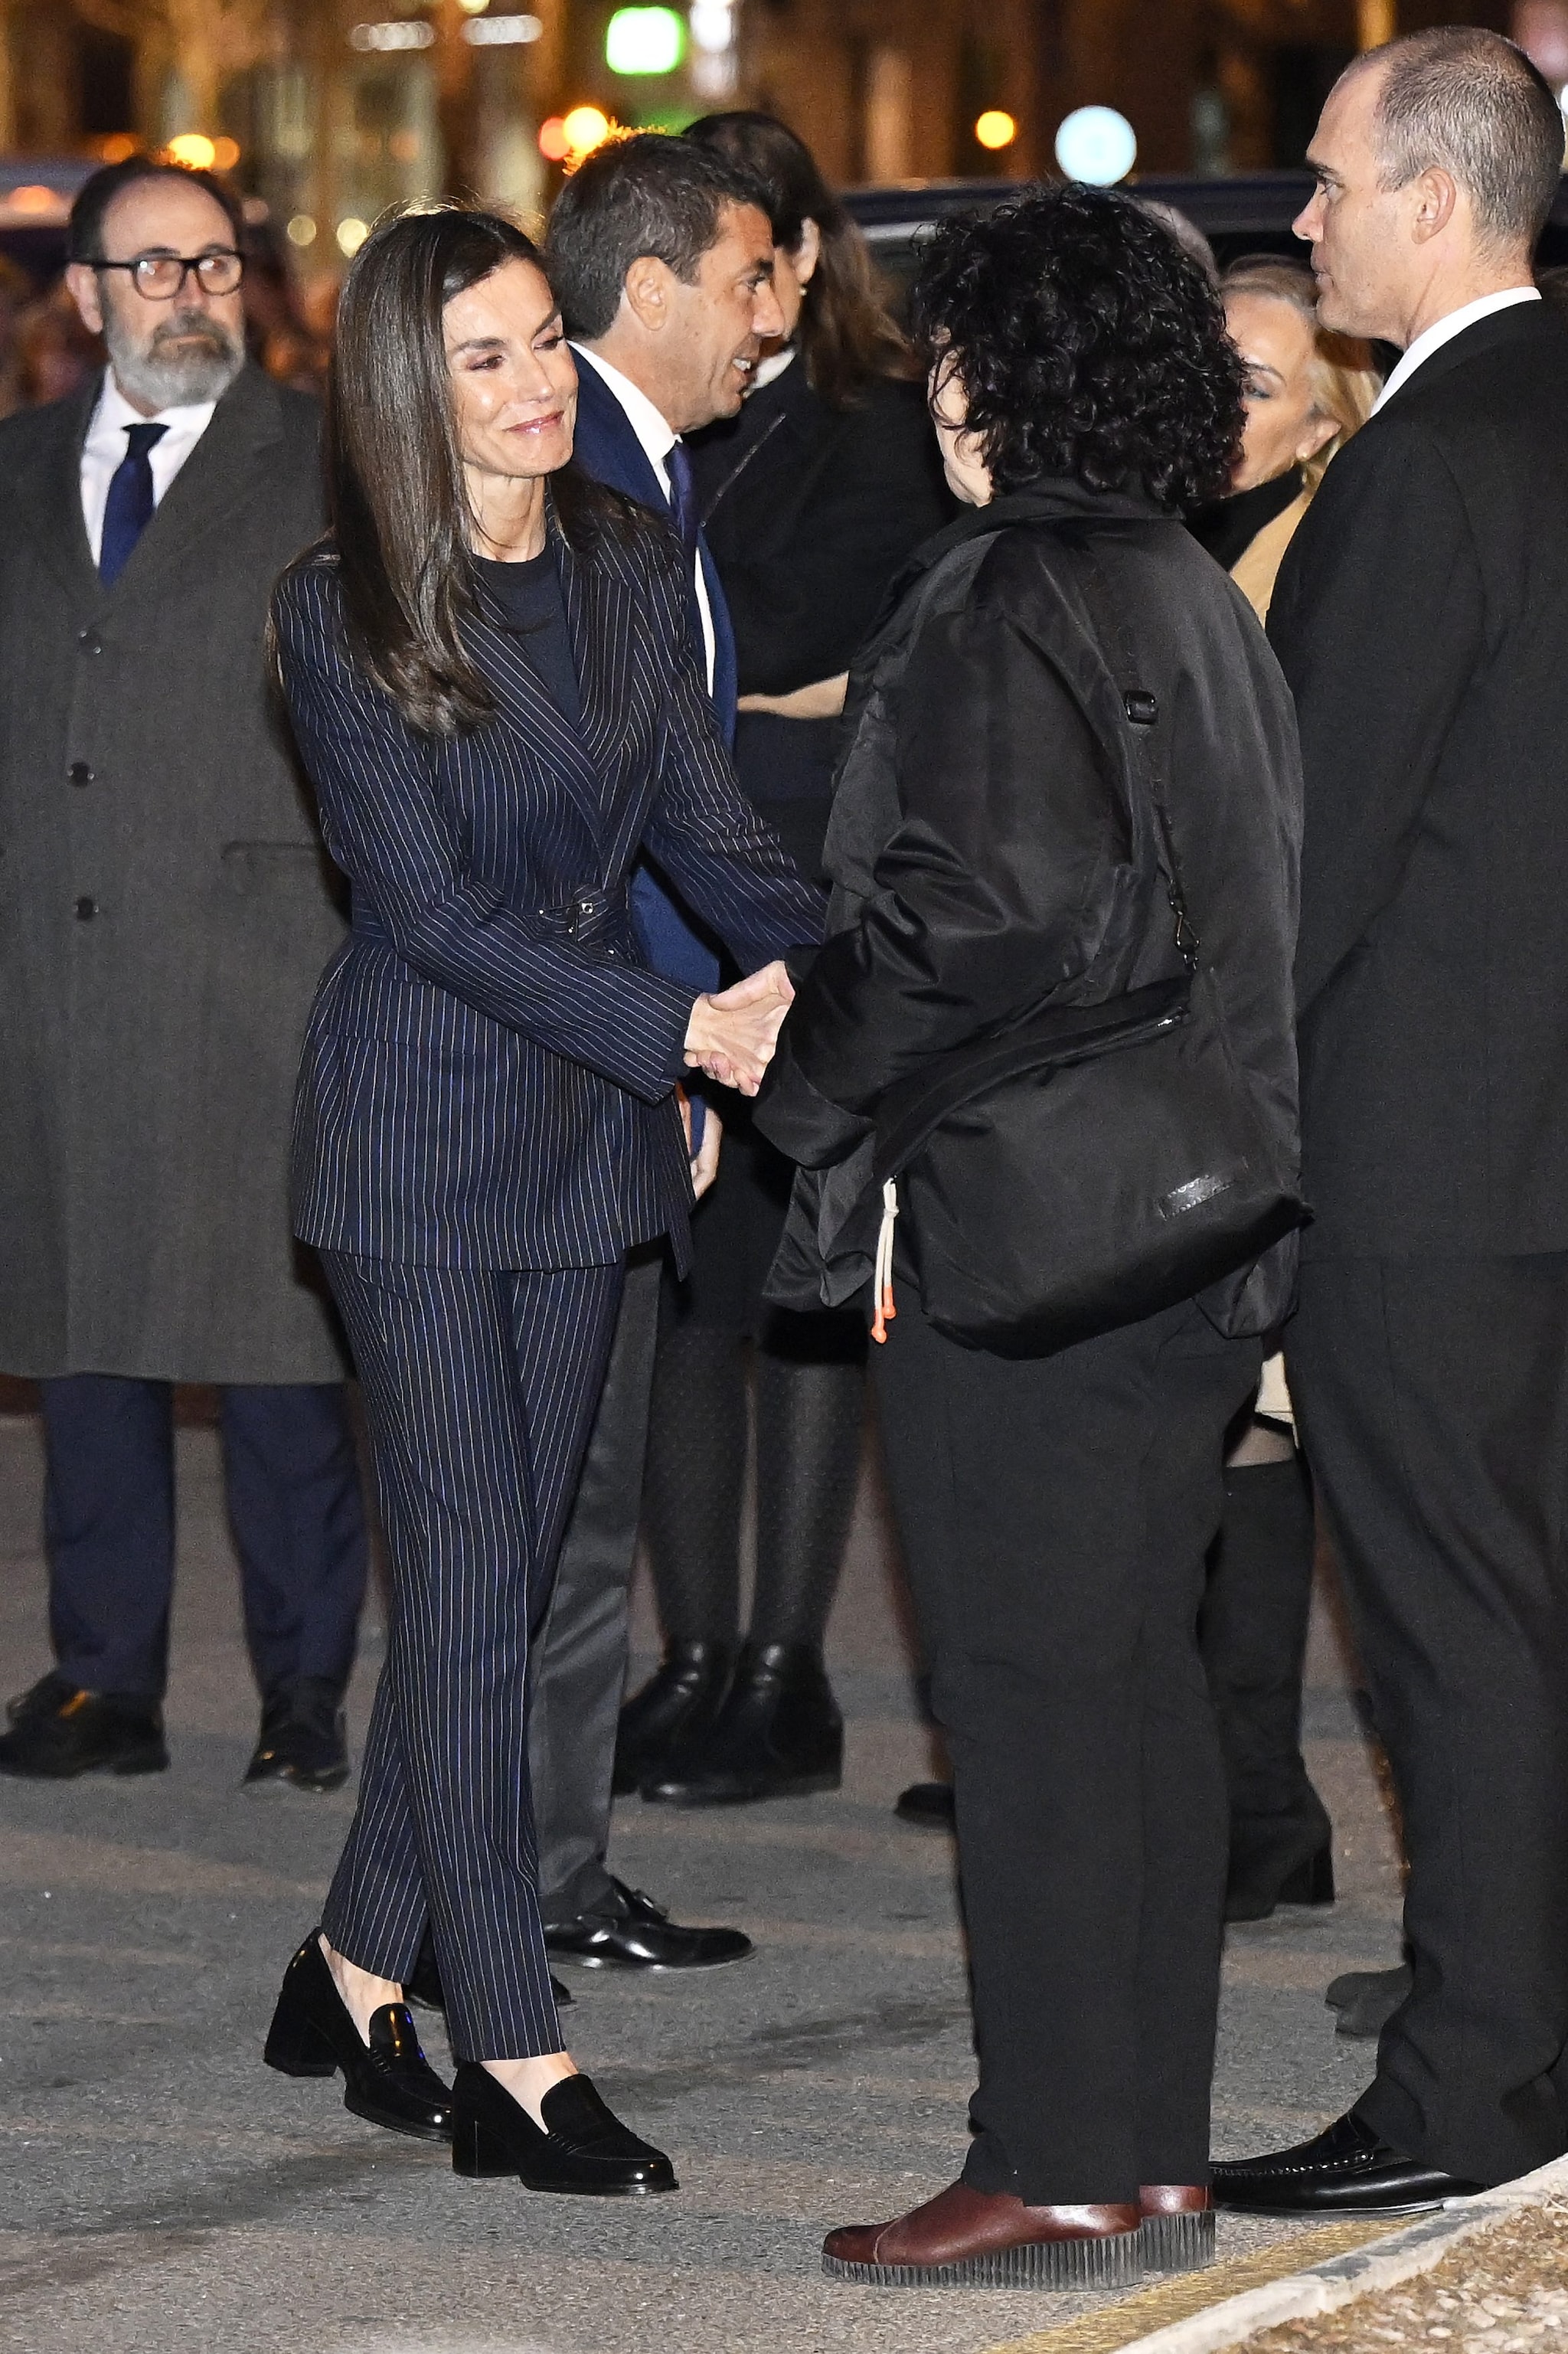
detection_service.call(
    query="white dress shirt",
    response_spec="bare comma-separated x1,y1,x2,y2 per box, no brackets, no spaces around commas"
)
1372,286,1540,415
79,372,218,566
571,342,717,692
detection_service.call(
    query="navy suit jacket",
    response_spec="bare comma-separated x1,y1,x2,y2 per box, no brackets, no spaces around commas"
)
569,353,739,992
273,506,823,1275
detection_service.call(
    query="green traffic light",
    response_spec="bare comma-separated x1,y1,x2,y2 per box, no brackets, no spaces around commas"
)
605,5,685,74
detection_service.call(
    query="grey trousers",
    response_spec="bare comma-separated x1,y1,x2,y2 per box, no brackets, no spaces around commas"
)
528,1247,663,1924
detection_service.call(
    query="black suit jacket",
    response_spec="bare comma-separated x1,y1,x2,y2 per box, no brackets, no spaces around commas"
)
689,361,954,698
273,508,822,1276
1268,302,1568,1257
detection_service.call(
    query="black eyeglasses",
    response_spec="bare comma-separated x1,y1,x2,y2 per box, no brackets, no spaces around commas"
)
90,250,244,300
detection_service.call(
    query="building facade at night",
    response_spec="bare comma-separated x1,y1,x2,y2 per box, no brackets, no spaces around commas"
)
0,0,1548,270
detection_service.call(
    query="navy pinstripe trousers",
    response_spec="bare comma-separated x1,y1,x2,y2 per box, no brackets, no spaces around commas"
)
317,1249,623,2061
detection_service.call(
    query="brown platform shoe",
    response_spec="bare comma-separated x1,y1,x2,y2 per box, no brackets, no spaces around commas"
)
822,2180,1143,2289
1139,2183,1215,2271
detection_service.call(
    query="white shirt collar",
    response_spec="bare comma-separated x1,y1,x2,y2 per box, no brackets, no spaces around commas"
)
571,343,677,492
85,370,218,450
1372,286,1540,415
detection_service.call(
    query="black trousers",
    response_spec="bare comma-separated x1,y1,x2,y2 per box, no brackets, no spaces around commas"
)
875,1294,1259,2204
528,1247,663,1923
1288,1254,1568,2185
40,1374,367,1704
318,1252,622,2062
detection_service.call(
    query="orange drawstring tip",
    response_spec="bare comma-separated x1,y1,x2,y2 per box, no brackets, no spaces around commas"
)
871,1182,899,1342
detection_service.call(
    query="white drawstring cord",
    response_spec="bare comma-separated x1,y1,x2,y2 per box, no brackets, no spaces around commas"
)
871,1179,899,1343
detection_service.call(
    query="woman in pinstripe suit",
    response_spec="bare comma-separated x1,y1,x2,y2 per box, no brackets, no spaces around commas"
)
261,206,822,2195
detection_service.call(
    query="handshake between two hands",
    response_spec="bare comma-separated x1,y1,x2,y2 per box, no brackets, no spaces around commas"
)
683,959,795,1097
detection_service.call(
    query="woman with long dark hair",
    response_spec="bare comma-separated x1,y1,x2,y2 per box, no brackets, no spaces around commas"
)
260,206,821,2195
614,113,953,1809
756,188,1302,2287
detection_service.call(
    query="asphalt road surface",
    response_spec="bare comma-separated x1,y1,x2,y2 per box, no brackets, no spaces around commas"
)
0,1389,1404,2354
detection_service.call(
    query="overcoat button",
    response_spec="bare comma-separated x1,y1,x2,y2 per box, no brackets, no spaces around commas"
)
77,630,102,654
67,761,93,786
74,896,97,920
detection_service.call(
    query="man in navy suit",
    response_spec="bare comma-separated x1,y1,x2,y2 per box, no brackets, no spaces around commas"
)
521,137,788,1975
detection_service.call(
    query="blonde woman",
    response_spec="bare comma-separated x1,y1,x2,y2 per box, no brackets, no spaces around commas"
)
1193,258,1381,620
1194,260,1380,1928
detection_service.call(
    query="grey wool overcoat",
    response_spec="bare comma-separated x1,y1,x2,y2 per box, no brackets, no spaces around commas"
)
0,361,350,1382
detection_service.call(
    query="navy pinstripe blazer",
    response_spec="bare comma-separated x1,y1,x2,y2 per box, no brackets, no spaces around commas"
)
273,502,823,1273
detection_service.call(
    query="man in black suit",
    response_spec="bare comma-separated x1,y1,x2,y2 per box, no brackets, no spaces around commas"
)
0,159,366,1792
1212,27,1568,2213
508,137,786,1978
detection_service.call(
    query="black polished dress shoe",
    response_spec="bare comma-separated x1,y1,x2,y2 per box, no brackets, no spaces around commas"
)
6,1669,77,1725
896,1780,956,1827
0,1678,167,1778
1325,1963,1413,2040
642,1643,842,1805
452,2064,676,2195
264,1931,456,2142
1212,2107,1483,2215
544,1877,752,1973
612,1642,733,1796
243,1676,349,1793
405,1925,572,2012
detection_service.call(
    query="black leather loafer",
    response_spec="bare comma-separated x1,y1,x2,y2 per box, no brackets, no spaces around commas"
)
243,1677,349,1793
0,1678,167,1778
452,2064,675,2195
1212,2108,1484,2215
544,1878,752,1973
405,1926,572,2012
264,1930,455,2143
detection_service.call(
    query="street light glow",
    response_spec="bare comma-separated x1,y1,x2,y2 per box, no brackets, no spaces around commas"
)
562,104,613,155
166,133,217,169
605,6,685,74
348,21,436,51
974,110,1017,150
1054,104,1138,185
462,14,544,43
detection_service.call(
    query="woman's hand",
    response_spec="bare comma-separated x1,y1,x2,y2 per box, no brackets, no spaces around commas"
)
675,1088,724,1199
736,673,849,721
684,962,795,1096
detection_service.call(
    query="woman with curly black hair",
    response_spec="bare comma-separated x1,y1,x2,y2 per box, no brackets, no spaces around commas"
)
754,185,1304,2287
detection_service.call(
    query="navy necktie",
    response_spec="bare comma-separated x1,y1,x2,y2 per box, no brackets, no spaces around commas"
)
665,439,701,567
99,420,168,588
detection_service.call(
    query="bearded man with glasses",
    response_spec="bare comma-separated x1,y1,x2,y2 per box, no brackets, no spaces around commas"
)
0,158,369,1793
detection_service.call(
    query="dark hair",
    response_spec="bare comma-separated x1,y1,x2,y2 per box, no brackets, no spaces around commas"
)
68,157,244,263
683,111,913,407
324,204,610,736
910,184,1245,509
1347,27,1564,251
544,129,769,342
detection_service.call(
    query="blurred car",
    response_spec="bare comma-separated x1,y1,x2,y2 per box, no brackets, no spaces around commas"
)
844,169,1568,302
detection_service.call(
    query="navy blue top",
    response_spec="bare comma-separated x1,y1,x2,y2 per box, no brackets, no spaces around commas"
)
476,548,582,731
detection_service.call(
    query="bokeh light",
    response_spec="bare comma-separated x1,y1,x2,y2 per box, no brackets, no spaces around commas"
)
166,132,217,170
561,104,612,157
605,7,684,74
286,214,318,247
974,110,1017,150
1054,104,1138,185
336,217,370,257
